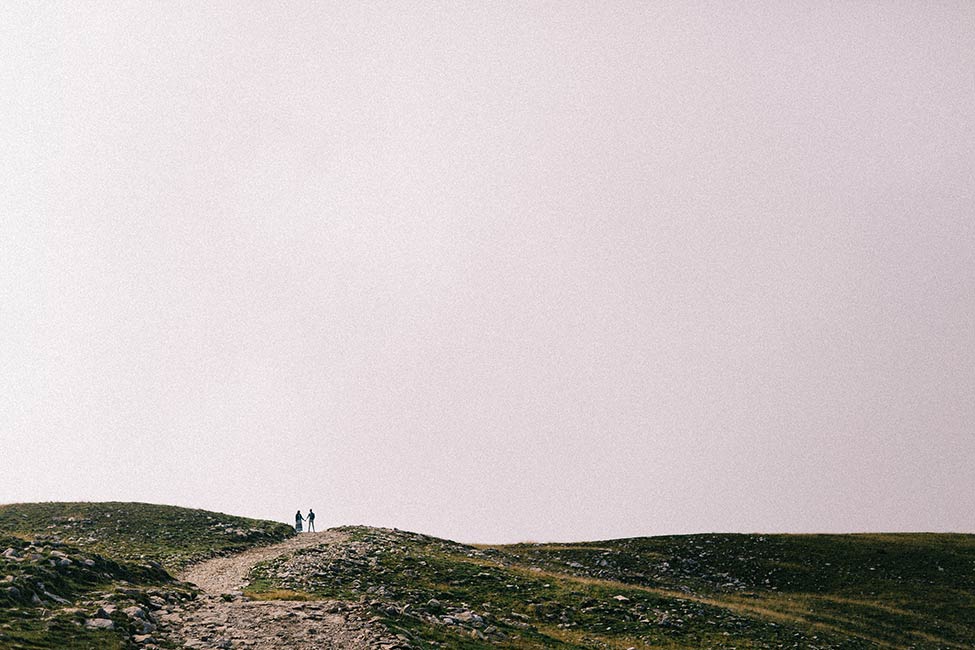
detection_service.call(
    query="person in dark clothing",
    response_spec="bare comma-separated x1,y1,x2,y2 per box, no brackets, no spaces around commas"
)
307,509,316,533
295,510,304,532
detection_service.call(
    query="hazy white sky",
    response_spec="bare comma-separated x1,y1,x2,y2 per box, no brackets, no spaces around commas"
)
1,2,973,543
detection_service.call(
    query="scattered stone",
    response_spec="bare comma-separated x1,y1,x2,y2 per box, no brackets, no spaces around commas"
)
43,590,70,604
166,531,401,649
85,618,115,630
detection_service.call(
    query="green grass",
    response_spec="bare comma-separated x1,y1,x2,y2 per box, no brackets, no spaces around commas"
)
0,607,127,650
247,527,975,649
3,503,973,649
0,501,295,649
498,533,975,647
0,502,294,572
0,531,179,650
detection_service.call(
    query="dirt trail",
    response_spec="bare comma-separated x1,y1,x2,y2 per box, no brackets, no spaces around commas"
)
163,531,407,650
179,531,344,596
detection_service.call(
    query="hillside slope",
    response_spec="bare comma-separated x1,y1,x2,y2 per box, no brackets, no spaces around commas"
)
0,502,294,572
0,501,294,649
1,503,973,650
247,526,975,649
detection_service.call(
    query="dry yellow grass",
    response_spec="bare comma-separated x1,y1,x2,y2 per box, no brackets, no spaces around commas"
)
243,588,314,601
496,559,917,650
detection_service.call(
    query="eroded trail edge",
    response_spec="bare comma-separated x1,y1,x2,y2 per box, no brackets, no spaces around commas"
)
164,530,408,650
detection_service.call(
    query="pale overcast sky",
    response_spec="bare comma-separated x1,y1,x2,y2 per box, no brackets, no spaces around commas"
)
1,2,973,543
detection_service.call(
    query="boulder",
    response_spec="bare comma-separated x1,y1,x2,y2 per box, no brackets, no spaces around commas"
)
85,618,115,630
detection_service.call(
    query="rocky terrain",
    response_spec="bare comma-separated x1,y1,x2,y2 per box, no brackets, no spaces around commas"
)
0,502,294,572
0,502,292,649
0,532,194,649
247,527,975,649
171,530,407,649
1,502,974,649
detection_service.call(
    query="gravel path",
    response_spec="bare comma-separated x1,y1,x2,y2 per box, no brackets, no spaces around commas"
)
179,531,345,596
166,531,408,650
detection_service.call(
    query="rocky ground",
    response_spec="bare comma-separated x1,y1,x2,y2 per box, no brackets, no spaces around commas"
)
165,597,397,650
164,531,410,650
242,527,975,649
248,528,516,645
179,531,339,595
4,505,974,649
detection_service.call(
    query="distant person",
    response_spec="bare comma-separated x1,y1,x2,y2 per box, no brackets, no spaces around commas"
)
307,508,316,532
295,510,304,533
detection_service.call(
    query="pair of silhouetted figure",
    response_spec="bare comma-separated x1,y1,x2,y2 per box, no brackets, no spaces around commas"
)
295,509,315,532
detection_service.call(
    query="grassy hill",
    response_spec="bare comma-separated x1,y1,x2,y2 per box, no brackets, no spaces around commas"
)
0,502,294,572
246,527,975,649
0,502,294,649
1,503,973,650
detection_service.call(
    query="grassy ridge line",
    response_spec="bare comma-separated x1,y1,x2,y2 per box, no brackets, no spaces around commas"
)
0,502,297,650
494,532,975,649
246,526,975,649
247,527,810,648
3,503,974,649
0,501,295,572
